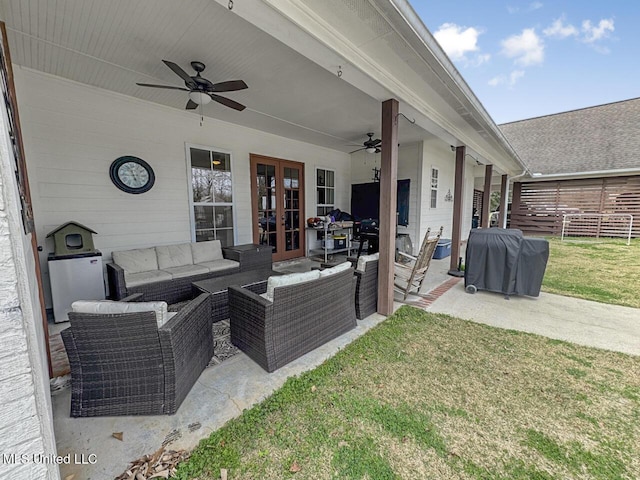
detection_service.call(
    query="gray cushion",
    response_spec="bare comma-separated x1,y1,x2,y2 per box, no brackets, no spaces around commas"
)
161,264,209,279
357,252,379,272
191,240,224,264
156,243,194,269
113,248,158,274
196,259,239,273
72,299,170,328
319,261,352,278
124,270,172,287
264,270,320,302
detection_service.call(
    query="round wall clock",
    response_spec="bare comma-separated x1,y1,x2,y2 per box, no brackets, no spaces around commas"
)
109,156,155,194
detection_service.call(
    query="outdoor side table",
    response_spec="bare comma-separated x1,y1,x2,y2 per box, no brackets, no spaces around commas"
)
222,244,273,271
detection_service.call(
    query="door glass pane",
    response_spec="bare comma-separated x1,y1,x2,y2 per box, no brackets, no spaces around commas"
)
257,163,277,253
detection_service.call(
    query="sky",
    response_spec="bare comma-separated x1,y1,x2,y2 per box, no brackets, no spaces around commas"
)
411,1,638,124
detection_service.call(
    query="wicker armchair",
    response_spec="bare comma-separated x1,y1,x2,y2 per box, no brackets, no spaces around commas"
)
228,268,357,372
61,293,213,417
352,256,378,320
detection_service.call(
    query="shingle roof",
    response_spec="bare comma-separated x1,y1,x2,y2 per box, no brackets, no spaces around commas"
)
499,97,640,175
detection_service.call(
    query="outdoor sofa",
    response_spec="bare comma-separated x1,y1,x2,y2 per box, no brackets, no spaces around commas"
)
107,240,261,304
228,263,357,372
61,293,213,417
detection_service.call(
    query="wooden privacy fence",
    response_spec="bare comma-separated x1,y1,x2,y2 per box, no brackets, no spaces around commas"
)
510,175,640,238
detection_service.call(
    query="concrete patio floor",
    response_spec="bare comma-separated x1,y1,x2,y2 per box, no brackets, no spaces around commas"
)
50,251,639,479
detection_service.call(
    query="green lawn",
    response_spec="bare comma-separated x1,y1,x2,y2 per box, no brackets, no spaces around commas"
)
542,237,640,308
175,306,640,480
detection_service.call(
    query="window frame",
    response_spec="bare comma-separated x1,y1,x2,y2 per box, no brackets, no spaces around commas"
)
185,143,237,245
315,167,336,216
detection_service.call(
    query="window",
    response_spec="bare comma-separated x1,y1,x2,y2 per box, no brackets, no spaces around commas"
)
316,168,335,216
430,167,438,209
189,146,234,246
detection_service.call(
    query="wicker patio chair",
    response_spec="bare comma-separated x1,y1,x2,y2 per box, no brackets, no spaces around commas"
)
394,226,443,300
61,293,213,417
228,267,357,372
349,255,378,320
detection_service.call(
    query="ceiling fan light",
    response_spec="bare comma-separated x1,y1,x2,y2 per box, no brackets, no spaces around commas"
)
365,147,377,154
189,91,211,105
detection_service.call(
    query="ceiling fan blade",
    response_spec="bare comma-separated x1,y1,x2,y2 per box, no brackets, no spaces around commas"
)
136,83,189,91
209,93,246,111
162,60,197,88
349,147,365,154
372,138,382,145
186,99,198,110
210,80,248,92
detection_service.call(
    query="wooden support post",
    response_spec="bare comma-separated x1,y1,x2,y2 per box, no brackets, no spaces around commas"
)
481,164,493,228
498,174,508,228
377,99,399,316
449,146,465,274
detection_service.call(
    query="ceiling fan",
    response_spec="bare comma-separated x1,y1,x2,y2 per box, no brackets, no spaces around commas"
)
137,60,248,111
349,133,381,154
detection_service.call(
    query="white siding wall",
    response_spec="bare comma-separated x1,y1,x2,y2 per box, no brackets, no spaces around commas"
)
419,139,476,251
350,143,422,254
0,79,59,479
14,67,350,303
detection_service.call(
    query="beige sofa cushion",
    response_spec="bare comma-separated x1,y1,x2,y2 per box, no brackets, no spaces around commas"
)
113,248,158,274
356,252,379,272
162,264,209,279
197,259,239,273
263,270,320,302
72,300,171,328
125,270,172,287
319,261,352,278
156,243,194,269
191,240,224,264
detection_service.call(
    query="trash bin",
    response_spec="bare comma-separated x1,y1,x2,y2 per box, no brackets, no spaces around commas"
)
464,228,549,297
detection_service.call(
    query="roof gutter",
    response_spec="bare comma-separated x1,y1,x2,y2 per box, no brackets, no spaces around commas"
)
383,0,528,173
526,167,640,181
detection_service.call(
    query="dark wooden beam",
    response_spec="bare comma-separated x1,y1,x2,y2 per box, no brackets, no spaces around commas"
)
377,99,399,316
449,146,465,273
481,164,493,228
498,174,508,228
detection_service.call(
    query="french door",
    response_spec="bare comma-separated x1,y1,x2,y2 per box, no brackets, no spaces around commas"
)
250,155,305,262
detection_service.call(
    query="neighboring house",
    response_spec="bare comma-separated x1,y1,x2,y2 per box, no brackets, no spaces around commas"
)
500,98,640,237
0,1,526,478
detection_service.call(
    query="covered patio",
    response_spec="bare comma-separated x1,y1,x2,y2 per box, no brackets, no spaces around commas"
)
0,1,528,479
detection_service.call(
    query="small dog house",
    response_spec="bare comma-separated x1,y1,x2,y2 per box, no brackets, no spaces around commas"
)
46,221,98,257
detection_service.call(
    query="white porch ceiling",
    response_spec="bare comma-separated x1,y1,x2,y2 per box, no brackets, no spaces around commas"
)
0,0,431,152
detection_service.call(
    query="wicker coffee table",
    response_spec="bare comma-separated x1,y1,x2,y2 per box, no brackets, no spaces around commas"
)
192,269,281,322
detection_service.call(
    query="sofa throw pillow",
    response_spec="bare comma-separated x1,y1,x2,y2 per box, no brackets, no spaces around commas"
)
156,243,194,269
71,300,170,328
318,261,352,278
191,240,224,264
263,270,320,302
356,252,379,272
112,248,158,274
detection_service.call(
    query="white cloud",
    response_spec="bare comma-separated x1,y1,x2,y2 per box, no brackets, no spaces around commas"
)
510,70,525,84
501,28,544,66
488,70,525,87
473,53,491,66
433,23,481,61
507,2,543,14
582,18,614,43
543,17,578,38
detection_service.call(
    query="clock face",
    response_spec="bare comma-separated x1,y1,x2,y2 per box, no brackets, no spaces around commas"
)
110,156,155,194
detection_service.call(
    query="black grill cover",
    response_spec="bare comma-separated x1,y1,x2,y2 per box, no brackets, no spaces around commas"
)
465,228,549,297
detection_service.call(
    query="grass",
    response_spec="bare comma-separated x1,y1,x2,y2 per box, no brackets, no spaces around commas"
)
542,237,640,308
175,306,640,479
